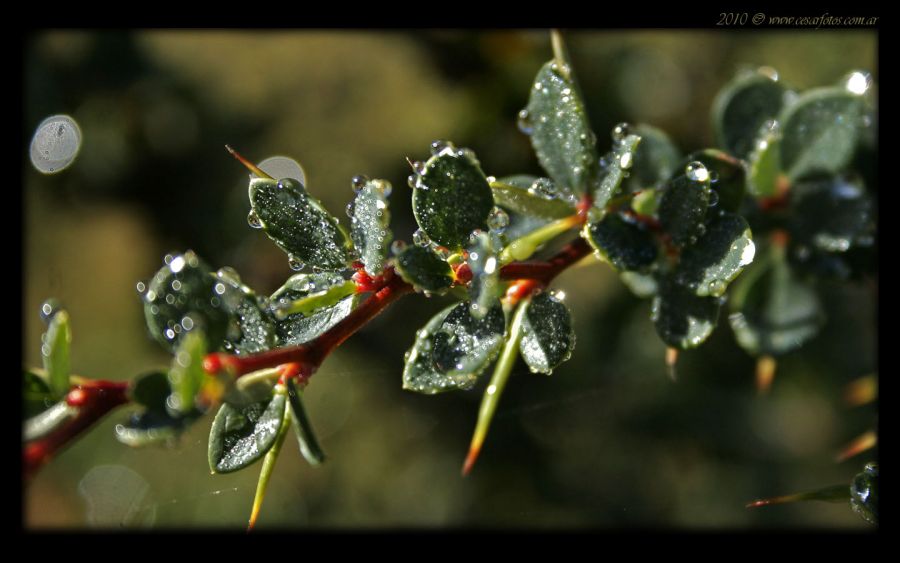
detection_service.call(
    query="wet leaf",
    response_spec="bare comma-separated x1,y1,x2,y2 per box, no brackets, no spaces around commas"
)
674,212,755,297
466,231,501,319
523,61,598,195
394,245,454,294
350,179,393,276
652,277,721,349
683,149,747,213
631,188,660,217
269,273,361,346
114,409,193,447
249,177,351,270
728,245,824,356
24,400,76,442
403,305,467,394
214,268,276,355
432,302,506,380
747,132,782,198
286,378,325,466
585,212,658,272
594,134,641,210
42,309,71,399
629,124,681,189
208,389,287,474
143,251,230,352
128,371,170,411
412,147,493,249
24,370,54,420
490,176,576,220
166,330,207,417
519,292,575,374
850,462,878,525
658,173,711,248
779,87,866,181
712,70,788,159
790,176,874,253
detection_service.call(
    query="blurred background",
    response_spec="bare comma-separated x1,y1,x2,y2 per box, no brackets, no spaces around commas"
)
23,30,877,529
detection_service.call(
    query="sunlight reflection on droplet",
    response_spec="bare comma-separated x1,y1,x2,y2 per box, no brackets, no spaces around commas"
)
30,115,82,174
77,465,156,528
258,156,306,185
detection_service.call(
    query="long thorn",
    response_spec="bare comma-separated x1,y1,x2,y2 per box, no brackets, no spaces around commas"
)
835,430,877,462
746,484,850,509
226,145,274,180
665,347,679,382
756,356,777,395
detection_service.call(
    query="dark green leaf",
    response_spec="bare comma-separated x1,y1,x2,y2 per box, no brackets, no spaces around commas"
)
24,370,54,420
249,177,351,270
747,131,782,198
394,245,454,294
490,176,577,220
208,389,287,473
519,292,575,374
466,231,501,319
779,87,866,181
712,70,788,159
412,146,493,249
728,245,824,356
286,378,325,466
42,309,71,399
431,302,505,378
403,305,467,394
594,134,641,210
114,409,193,447
674,212,755,297
658,172,711,247
790,176,874,253
523,61,598,194
683,149,747,213
128,371,170,411
629,124,681,189
142,251,230,352
269,273,361,346
167,330,207,417
585,212,658,272
350,179,393,276
213,268,276,355
24,400,76,442
652,277,721,349
850,462,878,525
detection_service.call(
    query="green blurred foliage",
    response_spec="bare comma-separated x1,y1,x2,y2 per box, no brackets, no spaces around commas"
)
23,30,876,529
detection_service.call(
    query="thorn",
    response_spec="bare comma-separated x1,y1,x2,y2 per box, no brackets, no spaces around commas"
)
844,374,877,407
756,355,776,395
665,347,679,382
461,442,482,477
835,430,877,462
225,145,273,180
405,157,416,170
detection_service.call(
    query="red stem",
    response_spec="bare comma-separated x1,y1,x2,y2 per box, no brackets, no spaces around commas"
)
24,380,130,483
498,237,592,285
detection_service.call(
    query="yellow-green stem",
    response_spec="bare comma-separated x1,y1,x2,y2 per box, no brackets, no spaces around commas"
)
499,214,581,265
247,384,292,531
273,281,357,319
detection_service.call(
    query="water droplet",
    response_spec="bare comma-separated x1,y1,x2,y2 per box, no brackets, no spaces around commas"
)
413,229,431,247
528,178,556,199
181,316,195,331
165,328,176,340
40,298,62,324
469,252,479,261
430,140,453,156
487,207,509,231
708,190,720,207
214,282,226,295
551,290,567,301
517,109,534,135
288,256,305,271
345,201,355,217
845,71,872,95
708,280,726,295
407,174,419,189
757,66,779,81
375,179,393,197
135,281,146,295
740,240,756,266
685,161,710,183
351,175,369,193
30,114,82,174
611,122,631,143
411,160,427,176
390,240,407,255
619,151,633,170
163,254,174,265
165,294,176,305
247,210,263,229
169,255,186,274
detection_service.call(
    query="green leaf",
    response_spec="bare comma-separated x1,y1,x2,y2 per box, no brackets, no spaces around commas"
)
286,378,325,466
629,124,681,189
42,309,71,399
394,245,454,294
747,131,782,198
249,177,351,270
631,189,660,217
24,369,54,420
683,149,747,214
167,330,207,417
490,176,577,220
466,231,501,320
779,87,866,181
349,179,393,276
142,251,230,352
850,462,878,525
674,212,755,297
412,145,494,249
712,70,788,159
24,400,77,442
790,176,874,253
519,292,575,374
403,305,464,393
129,371,170,411
214,268,276,355
658,171,711,247
594,134,641,210
208,388,287,473
432,302,506,378
522,60,598,194
114,409,189,447
269,273,361,346
584,212,659,272
728,245,824,357
652,276,721,349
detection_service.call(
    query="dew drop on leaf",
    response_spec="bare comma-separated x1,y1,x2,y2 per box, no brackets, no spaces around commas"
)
517,109,534,135
247,210,263,229
351,175,369,193
611,122,632,143
413,228,431,247
288,256,305,271
487,207,510,232
685,161,710,182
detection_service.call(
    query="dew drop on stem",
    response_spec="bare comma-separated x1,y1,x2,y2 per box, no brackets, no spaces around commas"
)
611,122,632,143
